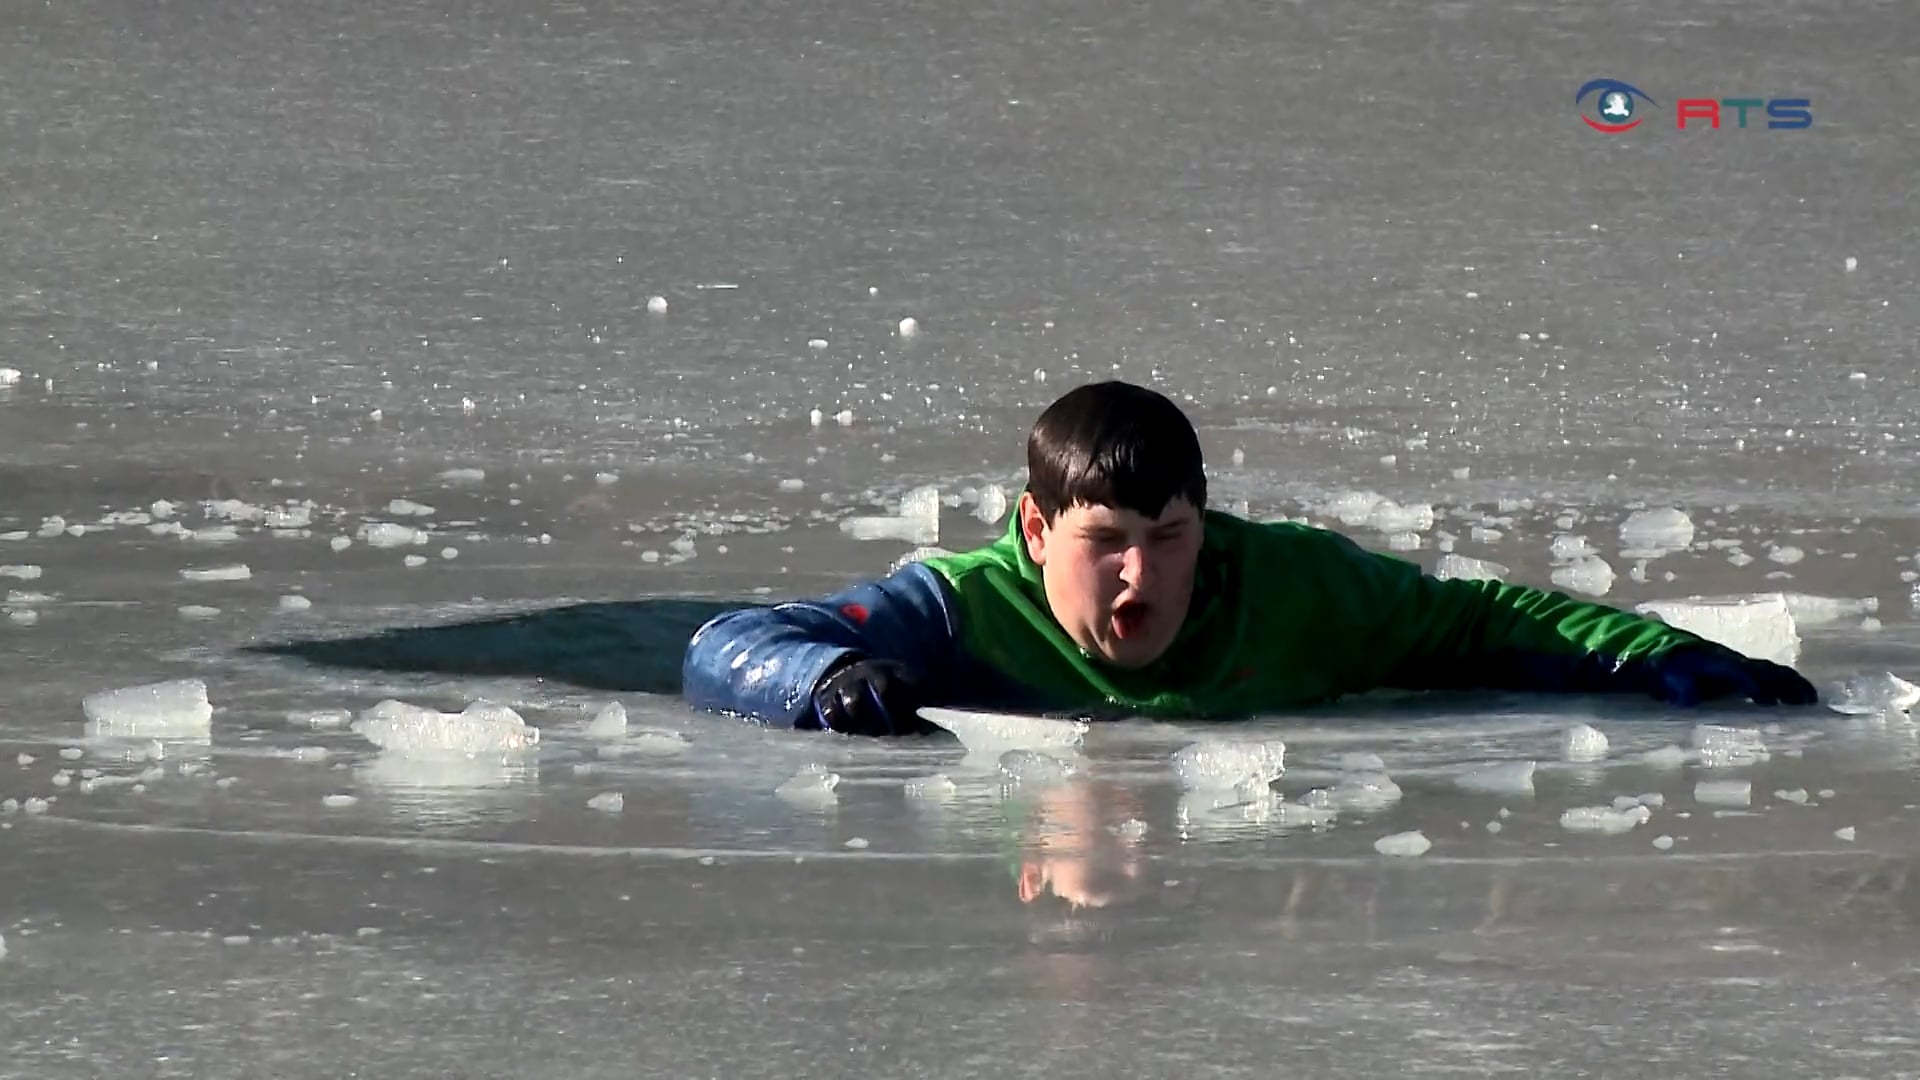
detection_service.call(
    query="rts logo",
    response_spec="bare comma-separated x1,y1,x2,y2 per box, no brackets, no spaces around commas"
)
1575,77,1813,132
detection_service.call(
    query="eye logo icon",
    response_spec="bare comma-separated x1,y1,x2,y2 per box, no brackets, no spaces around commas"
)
1576,78,1656,133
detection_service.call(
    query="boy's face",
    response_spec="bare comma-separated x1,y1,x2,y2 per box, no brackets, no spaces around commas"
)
1018,493,1203,669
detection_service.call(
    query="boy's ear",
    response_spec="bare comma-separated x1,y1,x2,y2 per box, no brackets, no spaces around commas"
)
1017,492,1049,566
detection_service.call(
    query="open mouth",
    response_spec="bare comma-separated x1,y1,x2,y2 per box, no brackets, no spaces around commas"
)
1111,600,1150,640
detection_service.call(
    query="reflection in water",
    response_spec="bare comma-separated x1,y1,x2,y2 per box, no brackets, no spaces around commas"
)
354,750,537,828
1012,778,1149,911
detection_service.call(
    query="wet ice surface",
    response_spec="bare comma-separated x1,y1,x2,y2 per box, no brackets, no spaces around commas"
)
6,0,1920,1074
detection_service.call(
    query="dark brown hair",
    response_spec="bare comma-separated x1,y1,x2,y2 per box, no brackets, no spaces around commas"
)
1025,381,1207,522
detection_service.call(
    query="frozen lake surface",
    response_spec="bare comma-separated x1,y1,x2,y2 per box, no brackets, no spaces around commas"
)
4,0,1920,1074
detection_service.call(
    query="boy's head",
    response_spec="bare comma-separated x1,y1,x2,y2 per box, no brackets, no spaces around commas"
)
1017,381,1208,669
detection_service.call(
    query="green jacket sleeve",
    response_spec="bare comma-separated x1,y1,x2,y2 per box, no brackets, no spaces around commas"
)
1305,529,1707,695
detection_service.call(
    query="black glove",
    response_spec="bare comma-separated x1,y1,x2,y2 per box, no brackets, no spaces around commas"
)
810,658,931,736
1638,642,1818,707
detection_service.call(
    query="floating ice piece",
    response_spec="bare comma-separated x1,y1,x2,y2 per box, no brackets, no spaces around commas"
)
998,749,1078,787
278,595,312,612
1773,788,1810,805
1637,593,1799,666
263,505,312,529
1307,772,1403,812
0,367,20,385
596,731,691,757
288,708,352,729
352,699,540,757
0,565,40,580
647,295,668,314
1561,804,1651,834
1835,826,1857,842
1171,739,1286,791
587,792,625,813
1551,555,1615,596
356,522,426,548
917,707,1087,753
1643,743,1690,768
1550,534,1598,561
330,536,352,552
1319,491,1433,534
1652,835,1675,851
1690,725,1769,768
972,484,1010,525
775,763,840,804
179,564,251,582
178,605,221,619
585,701,628,738
1454,761,1536,795
403,555,428,568
897,316,919,338
1433,554,1507,582
1694,779,1752,807
1374,830,1432,857
904,773,958,801
322,794,357,808
82,679,213,738
1619,508,1696,555
439,468,486,484
387,499,436,517
1562,724,1609,762
840,484,941,545
1827,672,1919,716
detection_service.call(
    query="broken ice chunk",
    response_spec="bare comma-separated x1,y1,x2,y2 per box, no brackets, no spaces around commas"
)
1690,724,1769,768
840,484,941,545
1636,593,1800,666
352,699,539,757
1310,772,1403,812
1618,508,1696,555
585,701,628,738
357,522,426,548
586,792,624,813
903,773,958,801
1171,739,1286,792
1562,724,1608,762
917,708,1087,753
1827,672,1918,716
82,678,213,738
775,763,841,805
1694,779,1753,807
998,749,1078,787
1454,761,1536,795
1433,554,1508,582
179,564,251,582
1374,830,1432,857
1560,804,1651,834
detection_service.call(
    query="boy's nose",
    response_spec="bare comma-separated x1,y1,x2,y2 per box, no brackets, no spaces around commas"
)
1120,544,1151,589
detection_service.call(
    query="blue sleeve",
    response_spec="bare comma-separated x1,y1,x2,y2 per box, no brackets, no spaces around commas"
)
681,562,963,728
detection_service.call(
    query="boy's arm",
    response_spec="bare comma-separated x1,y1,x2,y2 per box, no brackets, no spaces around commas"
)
1312,532,1815,704
681,561,962,728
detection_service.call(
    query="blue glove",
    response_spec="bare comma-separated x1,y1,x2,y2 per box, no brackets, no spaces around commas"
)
810,658,933,736
1641,643,1817,707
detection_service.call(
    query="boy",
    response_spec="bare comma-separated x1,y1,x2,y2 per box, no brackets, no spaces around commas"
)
683,381,1818,735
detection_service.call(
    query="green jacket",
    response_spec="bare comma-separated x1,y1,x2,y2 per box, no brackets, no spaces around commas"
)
684,510,1707,725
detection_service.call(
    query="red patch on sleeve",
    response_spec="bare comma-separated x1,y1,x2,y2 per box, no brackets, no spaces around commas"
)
1233,666,1258,684
839,603,870,624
